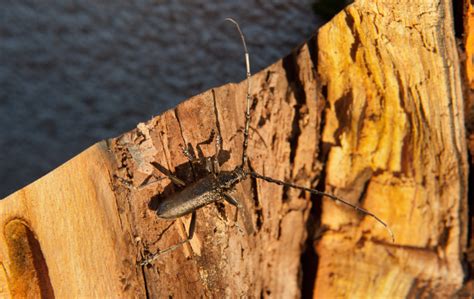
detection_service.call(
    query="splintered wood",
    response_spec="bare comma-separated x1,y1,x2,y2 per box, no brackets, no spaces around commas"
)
109,45,320,297
0,0,468,297
316,0,467,297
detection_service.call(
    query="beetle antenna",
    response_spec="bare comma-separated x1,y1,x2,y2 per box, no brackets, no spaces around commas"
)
225,18,251,169
250,171,395,242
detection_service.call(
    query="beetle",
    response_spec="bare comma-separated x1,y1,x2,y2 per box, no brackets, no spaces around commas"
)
140,18,393,266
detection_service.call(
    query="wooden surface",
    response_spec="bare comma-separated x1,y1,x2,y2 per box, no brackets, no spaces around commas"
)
464,0,474,157
0,41,321,297
107,42,321,297
460,0,474,295
316,0,468,297
0,143,144,297
465,0,474,91
0,0,469,297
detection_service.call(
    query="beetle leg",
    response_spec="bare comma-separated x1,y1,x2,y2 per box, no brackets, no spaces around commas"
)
223,192,241,222
150,162,186,187
204,157,213,174
135,174,167,189
203,129,222,175
167,174,186,188
212,133,221,175
140,211,196,266
180,143,197,163
223,193,246,234
195,129,215,163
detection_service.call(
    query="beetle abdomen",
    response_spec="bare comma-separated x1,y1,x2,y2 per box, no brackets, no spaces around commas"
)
156,174,221,219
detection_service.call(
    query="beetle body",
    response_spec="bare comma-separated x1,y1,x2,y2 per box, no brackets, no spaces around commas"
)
156,166,246,219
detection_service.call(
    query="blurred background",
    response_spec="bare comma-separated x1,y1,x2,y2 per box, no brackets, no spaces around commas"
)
0,0,348,198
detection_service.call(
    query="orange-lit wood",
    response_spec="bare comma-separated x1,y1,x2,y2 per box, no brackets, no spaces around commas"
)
0,1,468,297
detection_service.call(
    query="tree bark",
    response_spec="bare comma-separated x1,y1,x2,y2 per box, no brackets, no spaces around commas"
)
0,0,468,298
106,41,321,297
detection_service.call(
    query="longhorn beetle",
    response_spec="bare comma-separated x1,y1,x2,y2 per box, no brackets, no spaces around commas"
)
140,18,394,266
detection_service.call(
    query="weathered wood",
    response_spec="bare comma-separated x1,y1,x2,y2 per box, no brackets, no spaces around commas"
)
315,0,468,297
460,0,474,295
107,42,321,297
0,39,321,297
0,143,145,297
464,0,474,156
0,0,469,297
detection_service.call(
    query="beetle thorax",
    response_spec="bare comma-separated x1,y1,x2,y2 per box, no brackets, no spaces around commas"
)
216,166,247,191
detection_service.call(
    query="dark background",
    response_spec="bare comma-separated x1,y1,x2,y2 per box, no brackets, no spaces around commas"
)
0,1,347,198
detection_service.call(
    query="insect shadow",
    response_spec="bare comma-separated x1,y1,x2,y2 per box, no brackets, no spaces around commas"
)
139,18,394,266
147,131,232,214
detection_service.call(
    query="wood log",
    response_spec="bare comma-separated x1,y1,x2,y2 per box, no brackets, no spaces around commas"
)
0,143,144,297
0,0,468,297
459,0,474,295
0,41,320,298
463,0,474,157
315,0,468,297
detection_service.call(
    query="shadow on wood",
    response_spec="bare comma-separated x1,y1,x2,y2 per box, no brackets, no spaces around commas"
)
0,0,469,297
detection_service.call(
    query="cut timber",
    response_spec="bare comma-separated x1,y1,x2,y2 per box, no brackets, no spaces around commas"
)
0,40,321,297
316,0,468,298
107,44,321,297
464,0,474,157
460,0,474,295
0,143,145,297
0,1,469,298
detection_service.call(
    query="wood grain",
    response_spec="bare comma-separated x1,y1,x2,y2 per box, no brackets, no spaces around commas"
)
316,0,468,297
0,142,144,297
0,0,469,297
108,42,321,297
